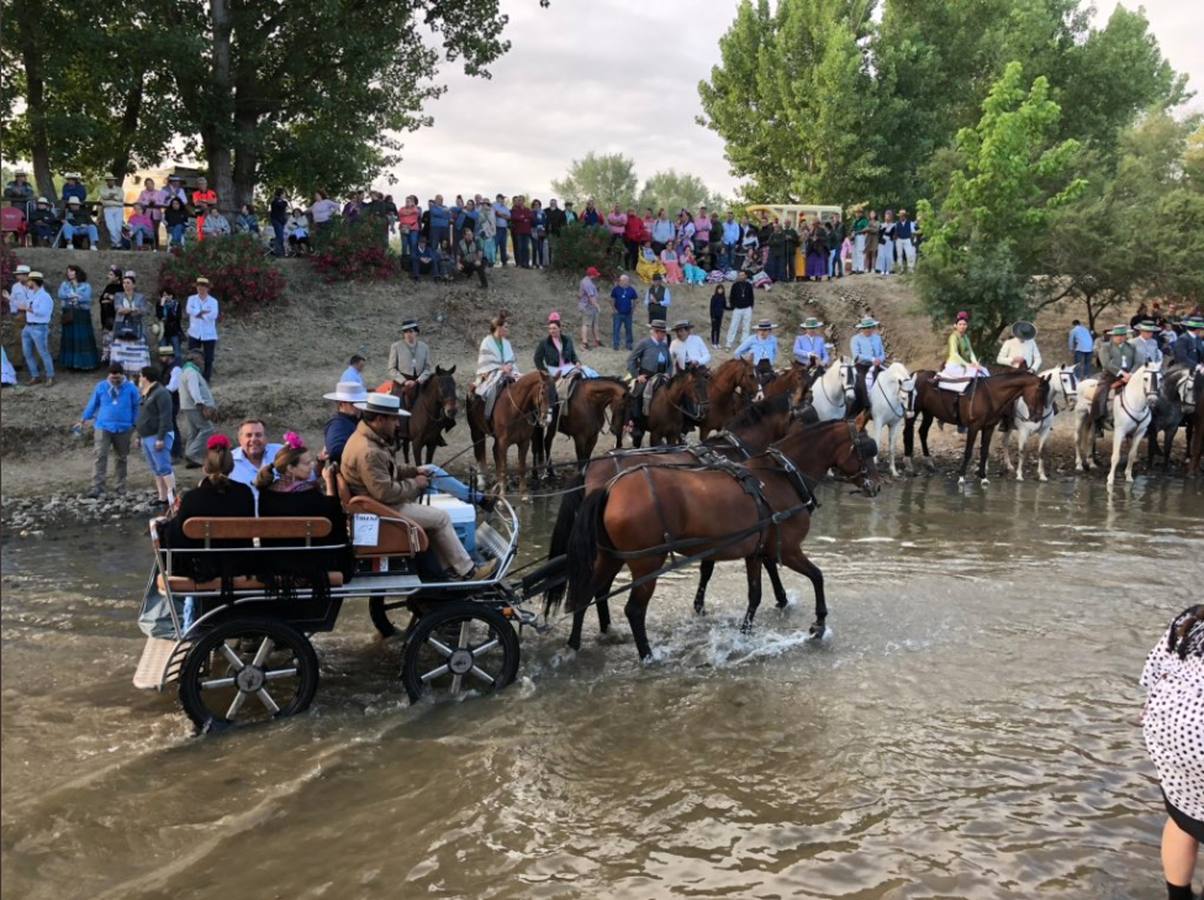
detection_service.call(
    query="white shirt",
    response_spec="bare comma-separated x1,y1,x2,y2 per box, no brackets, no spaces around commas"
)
670,334,711,370
996,337,1042,372
186,293,220,341
25,288,54,324
8,281,33,315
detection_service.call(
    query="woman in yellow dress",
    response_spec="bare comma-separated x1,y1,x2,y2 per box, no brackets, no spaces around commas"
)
939,311,988,380
635,240,667,284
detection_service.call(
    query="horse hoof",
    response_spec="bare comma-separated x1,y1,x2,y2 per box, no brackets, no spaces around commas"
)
739,620,755,635
957,476,966,485
809,623,832,642
1014,473,1024,482
1038,474,1048,483
980,477,990,486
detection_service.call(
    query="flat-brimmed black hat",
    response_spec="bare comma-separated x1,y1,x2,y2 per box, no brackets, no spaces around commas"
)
401,318,419,333
1011,321,1037,340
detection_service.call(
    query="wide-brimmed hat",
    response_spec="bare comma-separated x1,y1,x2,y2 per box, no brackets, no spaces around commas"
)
400,318,419,333
66,196,81,205
14,265,30,275
672,320,692,331
27,271,44,281
755,319,776,330
122,270,137,279
1184,317,1204,330
15,168,28,176
1011,321,1037,340
354,392,410,416
1108,324,1130,337
35,197,49,205
649,319,668,330
64,172,82,180
157,345,176,356
323,381,370,403
168,174,183,182
800,316,824,330
195,276,210,286
856,317,878,329
104,174,116,181
585,266,600,278
1136,320,1159,333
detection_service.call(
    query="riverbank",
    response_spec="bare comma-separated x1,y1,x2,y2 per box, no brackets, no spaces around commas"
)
0,249,1174,531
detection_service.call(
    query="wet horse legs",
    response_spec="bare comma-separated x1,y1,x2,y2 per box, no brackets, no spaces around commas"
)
694,558,788,616
741,557,762,632
779,544,826,637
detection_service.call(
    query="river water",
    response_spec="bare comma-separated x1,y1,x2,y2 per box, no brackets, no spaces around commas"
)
2,476,1203,898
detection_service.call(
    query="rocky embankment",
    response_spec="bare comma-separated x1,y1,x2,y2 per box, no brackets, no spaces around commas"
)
4,490,164,536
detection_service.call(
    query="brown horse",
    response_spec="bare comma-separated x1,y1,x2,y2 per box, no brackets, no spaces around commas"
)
467,370,555,495
533,376,630,479
630,366,711,447
546,392,804,649
377,366,459,465
565,417,881,663
698,358,759,440
903,370,1048,483
762,361,818,409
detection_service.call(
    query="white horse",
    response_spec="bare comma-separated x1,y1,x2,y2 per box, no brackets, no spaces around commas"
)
867,361,915,476
1073,363,1160,486
809,359,854,421
1001,365,1078,482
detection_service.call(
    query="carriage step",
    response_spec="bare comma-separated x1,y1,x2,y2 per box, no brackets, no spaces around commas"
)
133,637,187,690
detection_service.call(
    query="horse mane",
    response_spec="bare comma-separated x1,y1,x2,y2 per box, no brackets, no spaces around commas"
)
725,392,789,429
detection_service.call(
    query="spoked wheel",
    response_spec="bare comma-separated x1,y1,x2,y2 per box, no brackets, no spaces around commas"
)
368,595,411,638
401,601,520,703
179,617,319,731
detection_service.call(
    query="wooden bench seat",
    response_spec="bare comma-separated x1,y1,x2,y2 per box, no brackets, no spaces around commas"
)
157,571,347,594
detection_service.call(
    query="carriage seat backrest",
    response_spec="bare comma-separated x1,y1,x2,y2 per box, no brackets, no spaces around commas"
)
328,465,429,557
181,516,332,542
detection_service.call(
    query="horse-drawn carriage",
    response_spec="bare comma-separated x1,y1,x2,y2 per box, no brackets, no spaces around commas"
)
132,493,563,731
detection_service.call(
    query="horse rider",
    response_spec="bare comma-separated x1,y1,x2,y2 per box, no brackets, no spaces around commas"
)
793,317,830,370
734,319,779,384
850,316,886,409
1172,316,1203,374
669,319,711,371
340,391,498,582
473,310,519,425
387,318,432,410
997,320,1042,372
1091,324,1137,434
626,318,673,426
1130,321,1163,369
534,311,598,419
939,311,987,381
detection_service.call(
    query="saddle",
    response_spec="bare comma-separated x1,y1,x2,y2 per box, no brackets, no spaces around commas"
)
554,371,581,419
472,375,514,435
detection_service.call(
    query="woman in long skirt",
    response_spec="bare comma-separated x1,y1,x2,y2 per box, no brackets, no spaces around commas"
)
97,265,122,363
804,223,828,280
57,264,100,370
111,270,151,379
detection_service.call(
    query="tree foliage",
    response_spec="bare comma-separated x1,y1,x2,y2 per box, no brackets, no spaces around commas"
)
637,170,717,215
917,63,1085,351
551,153,639,209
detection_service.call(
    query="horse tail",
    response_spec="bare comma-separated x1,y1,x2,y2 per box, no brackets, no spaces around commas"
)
543,475,586,616
566,488,610,614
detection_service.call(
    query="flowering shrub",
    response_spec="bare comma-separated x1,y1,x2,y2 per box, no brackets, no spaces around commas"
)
310,215,399,282
0,243,21,290
157,234,286,309
548,222,623,281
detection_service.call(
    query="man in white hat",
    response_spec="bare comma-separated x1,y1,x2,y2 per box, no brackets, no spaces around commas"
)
322,380,370,464
669,320,711,370
99,174,126,248
1,264,33,371
996,321,1042,373
20,272,56,385
186,276,219,380
62,196,100,250
734,319,779,368
340,392,498,582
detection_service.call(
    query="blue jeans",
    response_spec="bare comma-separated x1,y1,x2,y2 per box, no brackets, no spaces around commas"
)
425,466,479,504
514,233,531,268
1074,350,1092,379
142,431,175,476
132,226,154,247
21,323,54,379
494,227,509,265
829,248,842,278
63,223,99,247
406,230,421,276
168,224,185,246
272,220,285,255
612,312,633,350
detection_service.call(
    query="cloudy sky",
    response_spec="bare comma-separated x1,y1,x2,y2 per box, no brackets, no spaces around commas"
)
382,0,1203,203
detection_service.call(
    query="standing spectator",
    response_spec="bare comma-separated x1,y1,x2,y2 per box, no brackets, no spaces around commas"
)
782,218,800,281
896,209,917,273
476,203,497,267
531,199,549,268
766,223,787,283
610,274,637,351
827,215,845,279
186,276,219,381
398,194,422,276
510,196,533,268
20,271,56,385
99,175,125,248
310,190,340,234
721,211,741,270
127,203,155,248
97,266,121,363
645,273,671,322
863,210,881,274
62,197,100,250
157,345,184,460
61,172,87,206
161,175,188,208
708,284,728,348
725,271,755,350
112,271,150,379
876,210,896,275
650,209,674,254
269,188,289,256
342,193,362,223
156,289,184,360
1068,319,1094,378
1140,605,1203,900
578,266,601,350
58,264,99,371
606,204,627,252
191,176,217,240
623,208,644,271
178,349,217,467
580,199,602,227
4,168,34,214
804,222,828,281
163,197,189,247
137,178,163,248
694,207,712,256
453,199,480,253
458,225,489,288
563,201,577,224
677,210,696,256
492,194,511,266
136,365,177,509
546,199,567,241
2,264,33,371
428,194,451,251
77,363,140,496
341,354,367,386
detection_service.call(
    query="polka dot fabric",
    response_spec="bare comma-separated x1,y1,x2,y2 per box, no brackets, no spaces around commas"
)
1140,608,1204,823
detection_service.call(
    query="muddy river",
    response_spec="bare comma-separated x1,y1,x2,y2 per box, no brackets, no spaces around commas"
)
3,476,1203,898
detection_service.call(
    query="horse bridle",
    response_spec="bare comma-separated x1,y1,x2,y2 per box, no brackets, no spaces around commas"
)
432,375,457,425
817,365,847,409
670,370,710,421
842,420,879,494
873,370,910,419
1118,368,1159,427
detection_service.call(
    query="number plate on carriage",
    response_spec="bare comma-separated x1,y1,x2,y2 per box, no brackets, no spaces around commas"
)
352,514,380,546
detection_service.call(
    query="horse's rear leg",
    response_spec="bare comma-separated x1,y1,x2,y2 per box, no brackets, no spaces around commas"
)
766,560,788,609
517,438,532,496
624,558,663,663
977,425,994,484
957,427,978,484
568,555,622,650
741,557,762,632
918,414,937,471
779,544,826,637
694,560,715,615
1035,427,1051,482
596,598,611,634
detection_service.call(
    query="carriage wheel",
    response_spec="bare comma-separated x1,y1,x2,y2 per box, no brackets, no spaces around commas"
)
368,595,413,638
178,617,319,731
401,601,520,703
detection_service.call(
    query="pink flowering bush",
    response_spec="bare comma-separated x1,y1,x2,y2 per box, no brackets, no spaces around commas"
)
157,234,286,308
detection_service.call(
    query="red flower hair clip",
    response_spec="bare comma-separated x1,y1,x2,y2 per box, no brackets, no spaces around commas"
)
207,434,231,451
282,431,305,451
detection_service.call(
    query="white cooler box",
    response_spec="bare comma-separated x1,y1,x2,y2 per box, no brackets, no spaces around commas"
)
426,494,477,555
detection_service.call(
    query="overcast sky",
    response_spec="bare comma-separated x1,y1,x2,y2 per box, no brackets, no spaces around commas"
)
379,0,1203,204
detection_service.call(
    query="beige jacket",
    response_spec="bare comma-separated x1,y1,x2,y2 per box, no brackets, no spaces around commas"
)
99,185,125,209
339,420,422,507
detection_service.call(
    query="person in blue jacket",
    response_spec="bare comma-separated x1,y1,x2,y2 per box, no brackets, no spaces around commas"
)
77,363,141,497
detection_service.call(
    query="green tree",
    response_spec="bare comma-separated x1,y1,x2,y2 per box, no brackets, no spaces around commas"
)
550,152,639,208
637,170,716,216
917,62,1085,351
